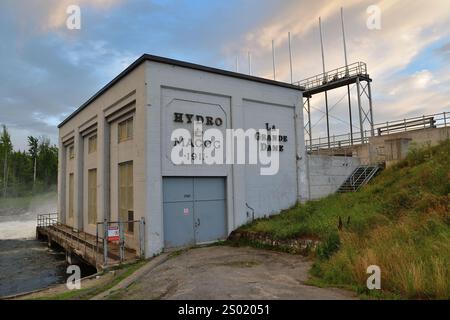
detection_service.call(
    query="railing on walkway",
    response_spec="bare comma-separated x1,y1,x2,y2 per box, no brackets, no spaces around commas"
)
306,111,449,152
294,62,368,91
37,213,58,227
36,214,145,268
96,219,145,267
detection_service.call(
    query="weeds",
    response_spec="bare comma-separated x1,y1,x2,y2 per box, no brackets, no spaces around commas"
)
238,139,450,299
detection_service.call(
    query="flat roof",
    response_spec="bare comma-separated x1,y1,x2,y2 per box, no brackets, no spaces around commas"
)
58,54,304,128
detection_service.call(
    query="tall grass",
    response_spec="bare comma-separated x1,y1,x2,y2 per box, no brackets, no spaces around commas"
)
241,139,450,299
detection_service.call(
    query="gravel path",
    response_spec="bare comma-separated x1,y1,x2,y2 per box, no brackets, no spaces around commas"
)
101,245,357,300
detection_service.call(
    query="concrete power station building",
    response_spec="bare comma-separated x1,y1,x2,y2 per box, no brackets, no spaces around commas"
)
57,54,313,259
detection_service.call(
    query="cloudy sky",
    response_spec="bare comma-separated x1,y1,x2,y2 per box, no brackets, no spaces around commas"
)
1,0,450,150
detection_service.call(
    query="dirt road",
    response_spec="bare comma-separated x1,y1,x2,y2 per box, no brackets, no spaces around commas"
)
100,245,356,300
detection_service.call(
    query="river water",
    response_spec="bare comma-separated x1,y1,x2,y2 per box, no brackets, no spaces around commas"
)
0,193,67,297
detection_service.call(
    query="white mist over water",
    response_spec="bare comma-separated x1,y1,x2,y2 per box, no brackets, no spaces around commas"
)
0,192,57,240
0,192,67,297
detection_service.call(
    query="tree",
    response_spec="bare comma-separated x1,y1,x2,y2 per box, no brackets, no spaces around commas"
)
37,137,58,186
0,125,13,197
28,136,39,188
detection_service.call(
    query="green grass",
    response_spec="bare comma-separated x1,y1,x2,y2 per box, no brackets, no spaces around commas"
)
238,139,450,299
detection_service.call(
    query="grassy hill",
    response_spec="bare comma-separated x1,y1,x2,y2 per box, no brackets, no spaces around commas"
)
237,140,450,299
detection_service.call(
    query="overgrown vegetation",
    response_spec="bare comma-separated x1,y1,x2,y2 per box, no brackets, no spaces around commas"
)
239,139,450,299
0,125,57,197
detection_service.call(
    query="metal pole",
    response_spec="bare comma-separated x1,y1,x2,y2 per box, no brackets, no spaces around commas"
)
319,17,330,148
235,55,239,73
103,218,108,267
288,32,293,84
325,91,330,148
119,221,124,263
272,40,276,80
319,17,326,76
347,84,353,144
340,7,349,75
307,98,312,148
139,217,145,258
96,223,98,265
356,77,364,142
248,51,252,76
367,81,375,136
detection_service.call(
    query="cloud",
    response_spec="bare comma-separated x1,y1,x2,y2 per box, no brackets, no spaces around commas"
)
1,0,450,149
13,0,122,32
219,0,450,137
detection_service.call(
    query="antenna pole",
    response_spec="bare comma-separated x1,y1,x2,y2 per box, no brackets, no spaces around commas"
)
341,7,349,74
236,55,239,73
288,32,293,83
319,17,326,75
272,39,276,80
319,16,330,148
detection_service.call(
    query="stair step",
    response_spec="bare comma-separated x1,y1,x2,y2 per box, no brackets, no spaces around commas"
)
337,165,381,193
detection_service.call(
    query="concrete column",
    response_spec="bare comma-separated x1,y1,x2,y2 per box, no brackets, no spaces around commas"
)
146,70,163,257
229,95,246,229
97,116,110,224
295,95,310,202
58,140,66,224
73,129,84,230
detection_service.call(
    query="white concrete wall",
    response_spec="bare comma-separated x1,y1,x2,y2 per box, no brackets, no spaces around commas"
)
59,58,307,259
242,100,297,220
58,63,147,254
307,155,360,199
145,60,305,257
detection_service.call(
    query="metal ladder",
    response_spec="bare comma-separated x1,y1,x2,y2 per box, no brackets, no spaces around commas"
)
337,165,381,193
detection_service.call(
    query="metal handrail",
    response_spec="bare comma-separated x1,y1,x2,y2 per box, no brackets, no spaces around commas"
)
37,214,145,267
294,62,368,90
306,111,449,151
37,213,58,227
96,218,146,266
339,165,380,192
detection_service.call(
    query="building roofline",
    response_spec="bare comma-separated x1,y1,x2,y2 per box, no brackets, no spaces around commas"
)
58,54,304,128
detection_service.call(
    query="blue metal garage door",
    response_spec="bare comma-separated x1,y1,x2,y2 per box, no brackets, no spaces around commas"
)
163,177,227,248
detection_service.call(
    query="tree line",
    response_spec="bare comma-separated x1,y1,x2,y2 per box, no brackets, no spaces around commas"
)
0,125,58,197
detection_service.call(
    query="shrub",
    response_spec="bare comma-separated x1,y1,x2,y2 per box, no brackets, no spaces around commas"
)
316,232,341,260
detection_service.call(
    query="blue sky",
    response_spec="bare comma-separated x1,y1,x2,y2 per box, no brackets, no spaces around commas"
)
1,0,450,150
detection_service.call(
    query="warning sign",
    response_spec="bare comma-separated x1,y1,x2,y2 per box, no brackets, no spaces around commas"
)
107,226,120,241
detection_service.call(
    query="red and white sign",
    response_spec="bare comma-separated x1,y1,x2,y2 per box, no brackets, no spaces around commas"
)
183,208,189,215
107,226,120,241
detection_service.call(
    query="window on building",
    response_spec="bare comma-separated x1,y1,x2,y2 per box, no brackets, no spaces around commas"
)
69,145,74,159
69,173,74,218
88,169,97,225
118,117,133,143
88,135,97,154
118,161,133,233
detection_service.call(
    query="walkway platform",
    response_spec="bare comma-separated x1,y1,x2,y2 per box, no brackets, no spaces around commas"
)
36,214,140,270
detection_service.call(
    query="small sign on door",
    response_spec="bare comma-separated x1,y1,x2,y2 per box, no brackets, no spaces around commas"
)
183,208,189,215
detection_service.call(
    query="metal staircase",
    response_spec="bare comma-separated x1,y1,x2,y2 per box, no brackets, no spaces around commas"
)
337,165,381,193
